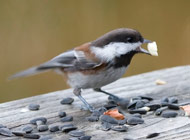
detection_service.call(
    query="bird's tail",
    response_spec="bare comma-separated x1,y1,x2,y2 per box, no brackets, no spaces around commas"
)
8,66,50,80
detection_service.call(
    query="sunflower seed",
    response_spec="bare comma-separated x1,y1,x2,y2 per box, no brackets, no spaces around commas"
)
28,104,40,111
161,111,178,118
60,97,74,104
0,128,13,137
49,125,59,132
127,117,144,125
37,125,48,132
60,116,73,122
68,130,85,137
23,134,40,139
58,111,67,118
12,131,25,136
22,125,33,133
30,117,47,125
100,115,118,124
146,132,160,138
111,125,128,132
80,136,92,140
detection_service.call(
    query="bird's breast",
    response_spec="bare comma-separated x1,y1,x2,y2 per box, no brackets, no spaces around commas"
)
65,66,128,89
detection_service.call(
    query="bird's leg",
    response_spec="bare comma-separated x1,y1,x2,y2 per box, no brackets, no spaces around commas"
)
73,88,95,112
94,88,120,101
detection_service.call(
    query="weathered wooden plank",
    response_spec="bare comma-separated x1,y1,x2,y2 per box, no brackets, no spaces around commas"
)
0,65,190,140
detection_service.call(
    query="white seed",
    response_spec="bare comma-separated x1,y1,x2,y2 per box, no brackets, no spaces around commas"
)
155,79,167,85
147,42,158,56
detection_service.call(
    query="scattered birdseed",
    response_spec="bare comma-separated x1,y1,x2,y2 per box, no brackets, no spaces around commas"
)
60,97,74,104
86,116,99,122
22,125,33,133
37,125,48,132
49,125,59,132
169,97,178,104
118,118,128,125
145,103,161,111
127,117,144,125
58,111,67,118
155,107,168,116
60,116,73,122
139,96,153,101
23,133,40,139
146,132,160,138
0,128,13,137
161,111,178,118
127,100,138,109
61,124,77,132
30,117,47,125
104,104,117,110
135,101,145,109
12,131,25,136
167,104,180,110
111,125,128,132
80,136,92,140
100,115,118,124
161,97,169,103
155,79,167,85
28,103,40,111
129,109,147,115
68,130,85,137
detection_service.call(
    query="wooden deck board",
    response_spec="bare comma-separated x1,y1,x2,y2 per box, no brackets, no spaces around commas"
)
0,65,190,140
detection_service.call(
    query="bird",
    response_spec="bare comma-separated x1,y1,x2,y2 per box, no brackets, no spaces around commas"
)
10,28,152,112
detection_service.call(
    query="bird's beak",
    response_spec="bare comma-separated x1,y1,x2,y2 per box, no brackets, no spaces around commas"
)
136,39,152,55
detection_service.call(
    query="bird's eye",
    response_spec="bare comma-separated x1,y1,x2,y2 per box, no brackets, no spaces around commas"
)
127,37,133,42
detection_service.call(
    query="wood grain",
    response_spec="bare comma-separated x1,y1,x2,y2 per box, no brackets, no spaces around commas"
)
0,65,190,140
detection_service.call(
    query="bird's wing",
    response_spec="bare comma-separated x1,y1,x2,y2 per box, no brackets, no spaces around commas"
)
9,43,102,79
38,43,102,71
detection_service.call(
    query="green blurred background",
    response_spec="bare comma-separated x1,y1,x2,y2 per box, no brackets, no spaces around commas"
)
0,0,189,103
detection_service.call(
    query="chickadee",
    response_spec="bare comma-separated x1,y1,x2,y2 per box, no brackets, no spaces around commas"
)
10,28,152,112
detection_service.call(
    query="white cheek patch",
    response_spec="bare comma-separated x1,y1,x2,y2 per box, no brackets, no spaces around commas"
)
91,42,141,62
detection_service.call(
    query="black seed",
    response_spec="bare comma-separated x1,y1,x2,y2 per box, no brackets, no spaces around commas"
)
22,125,33,133
39,136,53,140
111,125,128,132
162,111,178,118
104,104,117,110
131,113,142,118
100,115,118,124
30,117,47,125
155,107,167,116
86,116,99,122
161,97,169,103
68,130,85,137
61,124,77,132
127,101,138,109
146,132,160,138
101,122,112,131
0,128,13,137
129,109,147,115
135,101,145,109
60,116,73,122
0,124,6,128
49,125,59,132
69,138,79,140
80,136,92,140
23,134,40,139
28,103,40,111
169,97,178,104
36,121,44,126
167,104,180,110
127,117,144,125
60,97,74,104
12,131,25,136
118,118,128,125
37,125,48,132
145,104,161,111
139,96,153,101
58,111,67,118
